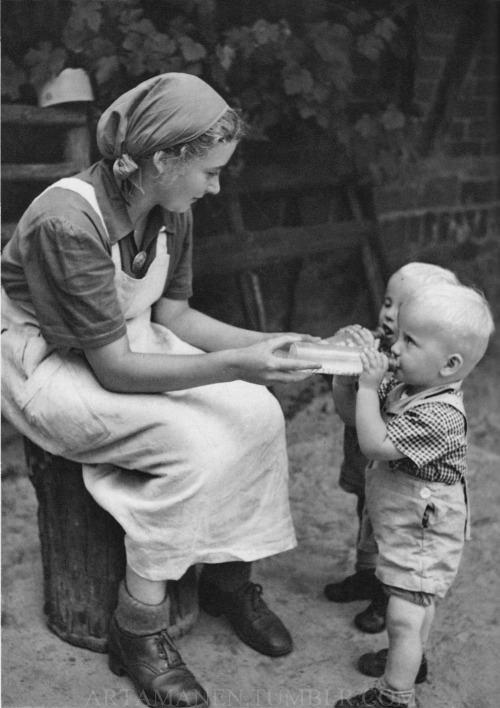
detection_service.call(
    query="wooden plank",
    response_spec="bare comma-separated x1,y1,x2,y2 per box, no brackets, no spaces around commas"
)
2,162,81,182
193,219,372,275
1,104,88,127
224,164,342,195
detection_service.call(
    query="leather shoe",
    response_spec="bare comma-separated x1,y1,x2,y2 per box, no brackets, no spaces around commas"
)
108,617,209,707
198,577,293,657
358,648,428,684
354,596,388,634
324,570,378,603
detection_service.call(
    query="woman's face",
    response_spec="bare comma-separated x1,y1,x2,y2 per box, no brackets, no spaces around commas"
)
156,141,238,213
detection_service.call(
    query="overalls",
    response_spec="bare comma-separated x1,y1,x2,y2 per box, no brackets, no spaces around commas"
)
358,383,469,598
1,178,296,581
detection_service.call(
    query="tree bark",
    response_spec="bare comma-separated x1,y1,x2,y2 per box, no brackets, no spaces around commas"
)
25,438,198,652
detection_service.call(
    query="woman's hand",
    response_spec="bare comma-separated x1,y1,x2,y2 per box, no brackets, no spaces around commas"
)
230,334,322,384
358,348,389,390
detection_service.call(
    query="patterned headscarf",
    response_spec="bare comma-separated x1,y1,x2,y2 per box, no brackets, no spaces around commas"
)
96,73,229,182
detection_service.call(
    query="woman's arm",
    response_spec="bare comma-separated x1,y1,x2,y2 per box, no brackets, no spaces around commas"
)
152,297,266,350
355,349,403,461
84,298,321,393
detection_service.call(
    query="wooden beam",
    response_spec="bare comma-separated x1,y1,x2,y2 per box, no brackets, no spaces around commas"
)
1,104,89,127
193,219,372,275
2,162,81,182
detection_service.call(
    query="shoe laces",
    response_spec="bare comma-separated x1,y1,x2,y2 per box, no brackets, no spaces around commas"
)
241,581,267,616
155,630,183,667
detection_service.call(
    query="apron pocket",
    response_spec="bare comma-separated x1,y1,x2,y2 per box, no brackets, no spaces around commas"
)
20,351,111,456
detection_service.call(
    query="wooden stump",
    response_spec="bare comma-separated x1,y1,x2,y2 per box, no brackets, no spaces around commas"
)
24,437,199,653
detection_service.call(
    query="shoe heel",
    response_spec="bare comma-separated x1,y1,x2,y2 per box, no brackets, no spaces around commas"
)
108,653,126,677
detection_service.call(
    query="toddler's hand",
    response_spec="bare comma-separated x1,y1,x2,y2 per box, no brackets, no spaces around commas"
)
323,324,377,349
358,348,388,389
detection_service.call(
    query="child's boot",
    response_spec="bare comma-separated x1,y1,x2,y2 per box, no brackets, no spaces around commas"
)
358,648,428,684
354,581,388,633
324,569,378,602
335,680,416,707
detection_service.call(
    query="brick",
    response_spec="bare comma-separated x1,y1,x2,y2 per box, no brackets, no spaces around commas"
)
414,80,435,103
461,180,494,205
475,80,498,99
446,140,483,157
448,121,466,140
417,58,445,81
421,176,460,208
454,100,490,119
467,121,493,140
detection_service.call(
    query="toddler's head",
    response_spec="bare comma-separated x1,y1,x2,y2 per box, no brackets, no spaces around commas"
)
392,283,495,391
379,262,459,345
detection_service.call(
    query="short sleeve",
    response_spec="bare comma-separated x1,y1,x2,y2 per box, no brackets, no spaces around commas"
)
22,216,126,349
386,404,465,467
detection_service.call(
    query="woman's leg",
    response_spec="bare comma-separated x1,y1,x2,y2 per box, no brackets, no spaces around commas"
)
109,565,209,707
126,564,168,604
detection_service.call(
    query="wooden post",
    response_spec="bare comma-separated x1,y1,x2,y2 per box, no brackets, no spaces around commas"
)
25,438,199,653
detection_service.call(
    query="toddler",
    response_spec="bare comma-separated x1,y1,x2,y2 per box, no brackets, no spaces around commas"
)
325,263,459,634
334,283,494,707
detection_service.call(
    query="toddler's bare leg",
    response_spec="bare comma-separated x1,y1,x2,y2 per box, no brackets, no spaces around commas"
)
384,595,428,689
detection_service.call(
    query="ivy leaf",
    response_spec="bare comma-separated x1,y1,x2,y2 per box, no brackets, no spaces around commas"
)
380,104,406,131
178,36,207,63
354,114,376,139
374,17,397,42
150,33,177,56
66,0,102,36
94,55,120,85
216,43,236,72
283,65,314,96
356,33,385,61
24,43,68,89
1,56,26,100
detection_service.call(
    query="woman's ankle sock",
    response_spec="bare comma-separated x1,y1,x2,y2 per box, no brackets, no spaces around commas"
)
114,580,169,634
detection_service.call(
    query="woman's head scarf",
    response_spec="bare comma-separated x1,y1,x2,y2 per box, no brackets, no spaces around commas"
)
96,73,229,182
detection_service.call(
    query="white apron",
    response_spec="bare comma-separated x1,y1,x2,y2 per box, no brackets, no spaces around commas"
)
1,178,296,580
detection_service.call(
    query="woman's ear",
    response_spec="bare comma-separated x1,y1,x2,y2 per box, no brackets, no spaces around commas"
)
152,151,166,174
441,353,464,378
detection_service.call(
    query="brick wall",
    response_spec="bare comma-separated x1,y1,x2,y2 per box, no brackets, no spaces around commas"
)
374,0,500,315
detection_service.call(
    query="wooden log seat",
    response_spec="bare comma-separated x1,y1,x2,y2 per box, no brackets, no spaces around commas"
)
24,437,199,653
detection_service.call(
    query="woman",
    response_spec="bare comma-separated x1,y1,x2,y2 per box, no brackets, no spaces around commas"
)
1,73,319,708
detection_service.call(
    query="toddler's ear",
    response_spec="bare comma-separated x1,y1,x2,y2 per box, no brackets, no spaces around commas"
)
441,353,464,378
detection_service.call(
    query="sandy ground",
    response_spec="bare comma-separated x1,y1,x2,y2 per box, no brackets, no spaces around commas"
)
1,343,500,708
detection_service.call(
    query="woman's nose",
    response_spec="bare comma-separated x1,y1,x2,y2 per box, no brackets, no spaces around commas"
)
207,176,220,195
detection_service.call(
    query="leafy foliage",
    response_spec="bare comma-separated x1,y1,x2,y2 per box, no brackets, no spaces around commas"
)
1,0,420,183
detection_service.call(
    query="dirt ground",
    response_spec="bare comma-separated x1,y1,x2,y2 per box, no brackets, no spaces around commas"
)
1,335,500,708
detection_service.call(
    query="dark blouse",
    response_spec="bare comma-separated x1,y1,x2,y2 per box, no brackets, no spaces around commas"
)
1,161,193,350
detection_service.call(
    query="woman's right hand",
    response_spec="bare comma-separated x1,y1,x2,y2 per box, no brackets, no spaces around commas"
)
229,334,322,385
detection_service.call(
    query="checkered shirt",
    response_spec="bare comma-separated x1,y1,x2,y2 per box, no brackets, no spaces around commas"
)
378,379,467,485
